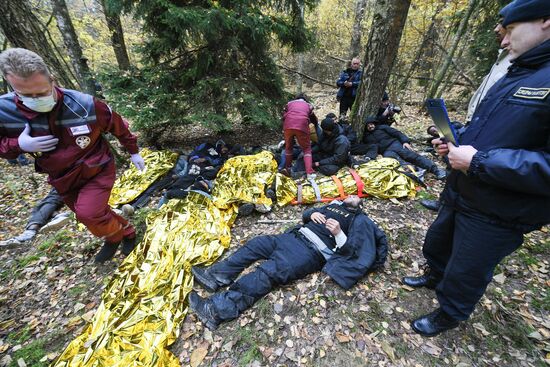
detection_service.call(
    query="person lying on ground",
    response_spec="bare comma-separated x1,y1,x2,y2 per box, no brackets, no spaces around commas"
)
189,195,388,330
360,118,447,180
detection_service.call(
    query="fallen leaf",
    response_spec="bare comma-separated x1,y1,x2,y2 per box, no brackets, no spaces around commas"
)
335,332,350,343
380,341,395,361
190,347,208,367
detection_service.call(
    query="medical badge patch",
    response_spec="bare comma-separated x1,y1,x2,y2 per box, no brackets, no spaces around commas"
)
75,136,91,149
513,87,550,100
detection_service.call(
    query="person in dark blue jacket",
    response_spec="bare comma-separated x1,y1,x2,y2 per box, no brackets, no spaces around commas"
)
336,58,362,117
188,195,388,330
403,0,550,337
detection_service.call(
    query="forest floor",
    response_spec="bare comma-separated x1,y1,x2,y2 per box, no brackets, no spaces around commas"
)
0,90,548,367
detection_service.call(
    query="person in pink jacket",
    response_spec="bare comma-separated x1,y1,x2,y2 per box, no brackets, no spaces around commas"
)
282,94,318,178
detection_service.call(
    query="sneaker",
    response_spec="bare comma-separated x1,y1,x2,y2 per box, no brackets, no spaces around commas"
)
40,213,71,233
0,238,22,249
189,292,221,330
13,229,38,243
121,204,135,217
306,173,317,180
94,241,120,263
121,236,137,256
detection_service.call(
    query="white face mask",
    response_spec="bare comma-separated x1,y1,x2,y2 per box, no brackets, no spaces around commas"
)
19,93,56,113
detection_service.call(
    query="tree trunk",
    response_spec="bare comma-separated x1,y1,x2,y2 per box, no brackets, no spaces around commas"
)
351,0,412,136
50,0,96,95
296,2,305,94
349,0,368,59
426,0,479,99
100,0,131,70
0,0,76,88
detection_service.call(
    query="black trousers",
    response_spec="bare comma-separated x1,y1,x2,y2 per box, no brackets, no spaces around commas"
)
383,141,436,171
423,203,524,320
27,188,64,229
339,96,355,116
207,233,325,321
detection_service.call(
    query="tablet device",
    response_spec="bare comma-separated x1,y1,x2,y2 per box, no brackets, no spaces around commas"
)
425,98,459,146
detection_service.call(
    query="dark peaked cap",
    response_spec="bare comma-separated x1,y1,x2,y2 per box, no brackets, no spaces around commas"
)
502,0,550,27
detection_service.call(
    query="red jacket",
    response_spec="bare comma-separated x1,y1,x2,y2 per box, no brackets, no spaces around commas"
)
0,87,138,194
283,99,317,134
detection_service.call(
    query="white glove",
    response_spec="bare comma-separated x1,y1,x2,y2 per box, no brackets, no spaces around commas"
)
130,153,146,171
18,124,59,152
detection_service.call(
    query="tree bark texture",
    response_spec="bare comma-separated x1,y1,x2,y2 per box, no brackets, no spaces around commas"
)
100,0,131,70
0,0,76,88
349,0,368,59
51,0,96,95
426,0,479,98
351,0,412,135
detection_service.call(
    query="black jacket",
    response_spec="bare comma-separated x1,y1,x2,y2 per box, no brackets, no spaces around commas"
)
314,129,351,167
362,124,410,152
302,204,388,289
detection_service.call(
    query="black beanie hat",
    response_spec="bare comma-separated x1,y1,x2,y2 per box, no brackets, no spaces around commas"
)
382,91,389,101
321,118,336,131
502,0,550,27
365,116,378,125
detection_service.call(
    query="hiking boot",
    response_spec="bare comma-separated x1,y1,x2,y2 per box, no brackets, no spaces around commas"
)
40,212,71,233
192,266,223,292
401,267,440,289
420,199,440,212
121,235,137,256
238,203,255,217
189,292,221,330
411,308,459,337
95,241,120,263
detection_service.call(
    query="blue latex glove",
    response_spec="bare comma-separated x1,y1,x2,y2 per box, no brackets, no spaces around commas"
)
131,153,146,171
18,124,58,152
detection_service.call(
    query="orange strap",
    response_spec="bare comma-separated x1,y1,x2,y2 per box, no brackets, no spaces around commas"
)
348,168,367,198
331,175,346,200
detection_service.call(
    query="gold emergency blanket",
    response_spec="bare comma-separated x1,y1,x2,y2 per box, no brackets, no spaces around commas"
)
212,151,277,209
276,158,417,206
53,152,278,367
109,148,179,207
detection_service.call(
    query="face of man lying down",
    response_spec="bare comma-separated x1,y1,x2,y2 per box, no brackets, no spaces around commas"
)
343,195,362,208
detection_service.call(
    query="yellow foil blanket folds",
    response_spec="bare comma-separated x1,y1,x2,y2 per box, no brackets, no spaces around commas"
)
276,158,417,206
53,152,278,367
109,148,179,207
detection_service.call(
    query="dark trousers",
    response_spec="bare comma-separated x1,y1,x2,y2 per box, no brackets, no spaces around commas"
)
339,96,355,116
423,204,523,320
208,233,325,321
27,188,64,229
383,141,436,171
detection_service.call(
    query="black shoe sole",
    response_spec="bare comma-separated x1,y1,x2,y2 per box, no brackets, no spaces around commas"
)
191,268,219,292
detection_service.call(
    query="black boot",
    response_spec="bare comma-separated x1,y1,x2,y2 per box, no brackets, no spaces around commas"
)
411,308,459,337
192,266,231,292
401,267,440,289
189,292,221,330
95,241,120,263
420,199,440,212
121,235,137,256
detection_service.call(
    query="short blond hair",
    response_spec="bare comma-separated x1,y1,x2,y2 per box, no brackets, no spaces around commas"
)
0,48,51,79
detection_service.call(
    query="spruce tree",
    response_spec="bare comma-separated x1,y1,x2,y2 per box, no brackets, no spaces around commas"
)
106,0,317,142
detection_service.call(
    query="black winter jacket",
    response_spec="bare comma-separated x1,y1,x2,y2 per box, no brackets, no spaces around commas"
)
361,124,410,152
302,204,388,289
314,129,351,167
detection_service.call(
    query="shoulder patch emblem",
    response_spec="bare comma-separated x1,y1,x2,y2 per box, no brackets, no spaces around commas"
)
75,136,91,149
513,87,550,100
